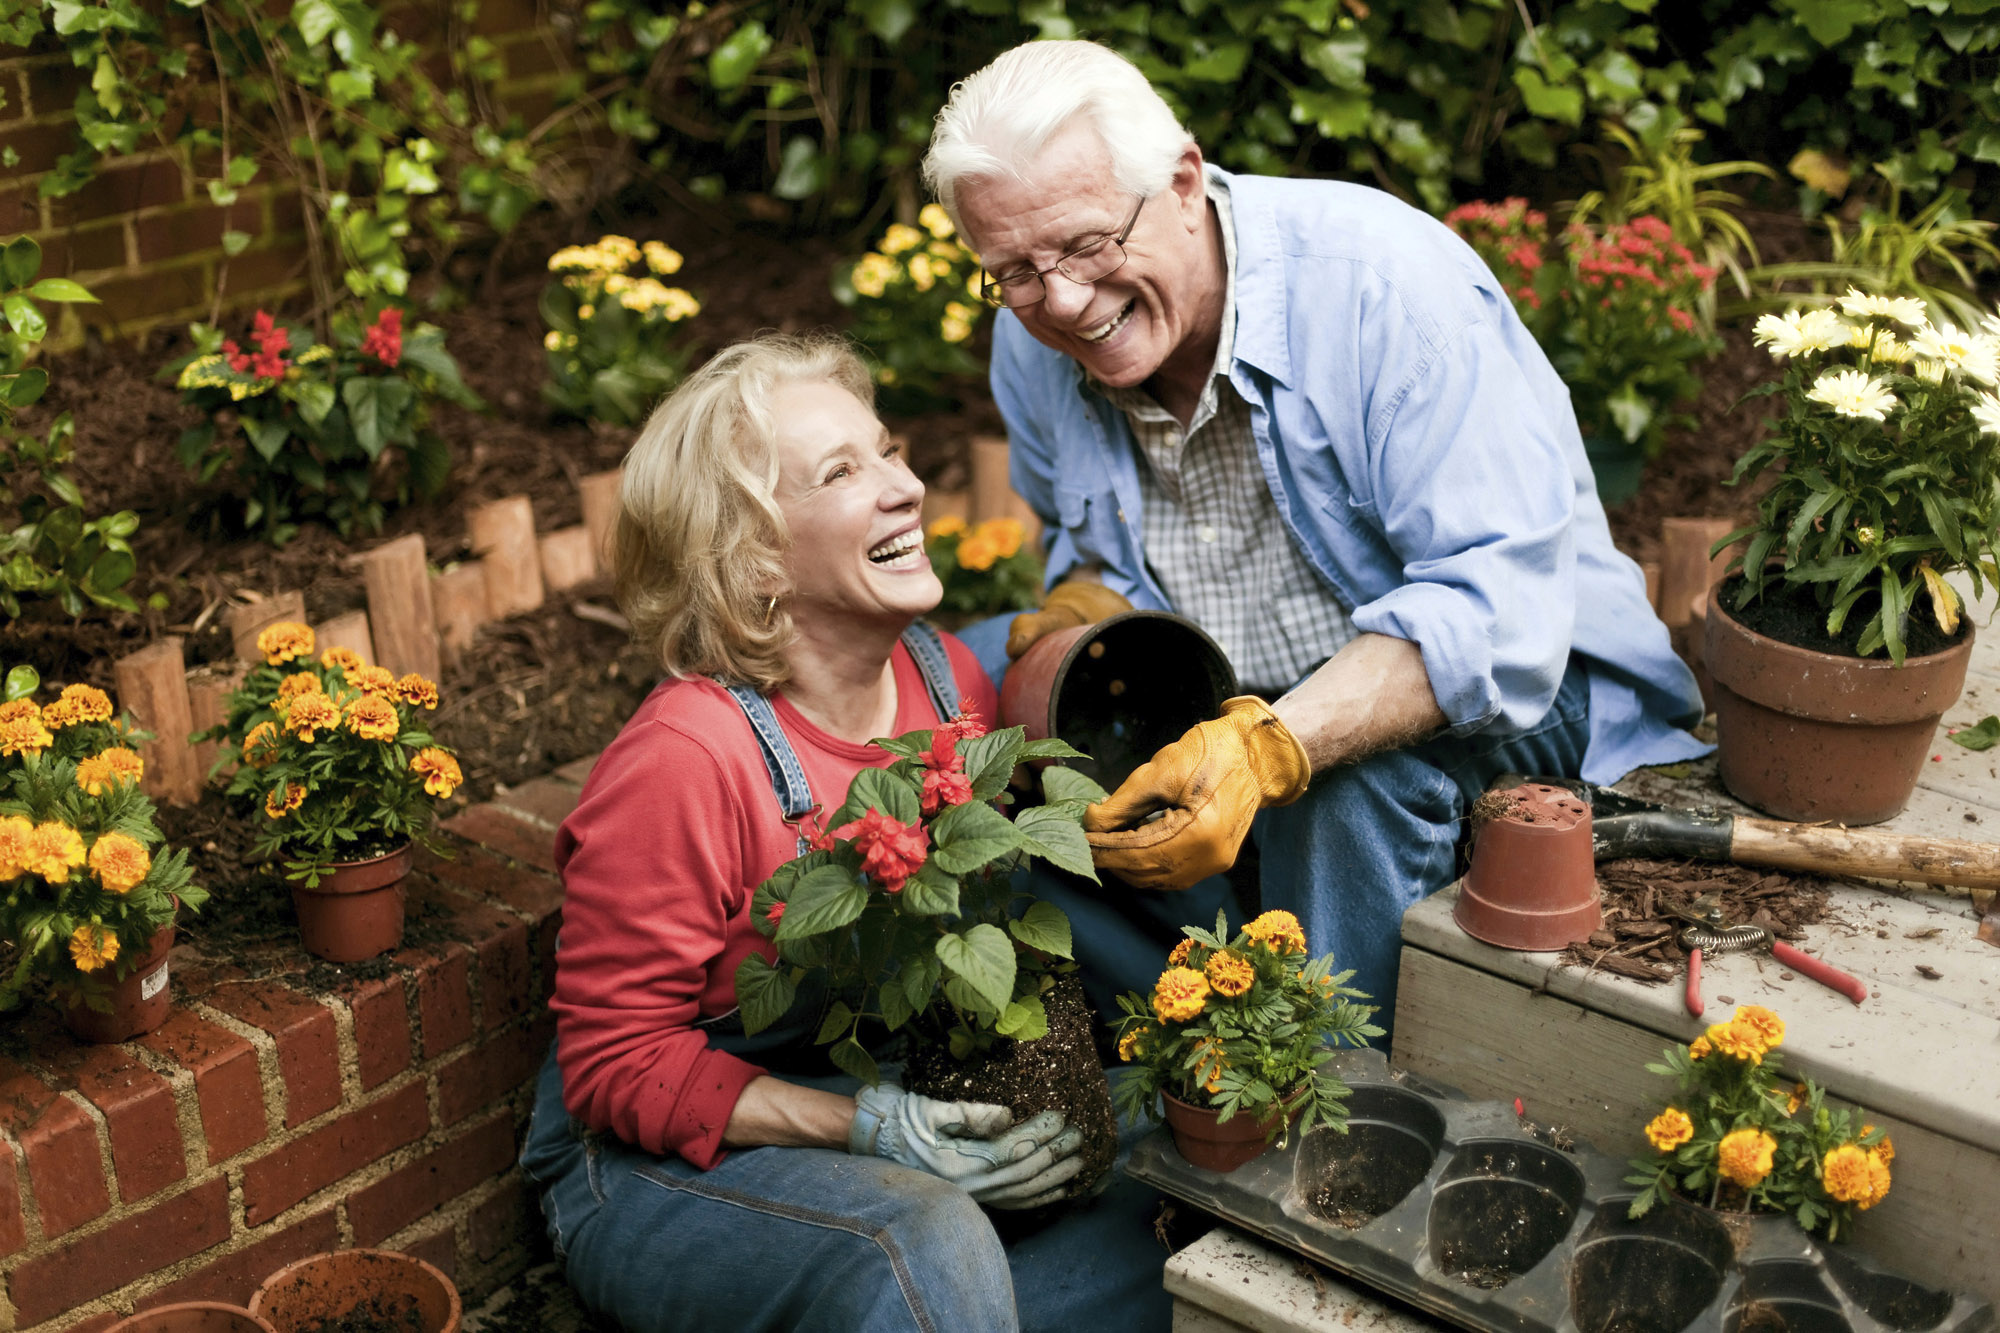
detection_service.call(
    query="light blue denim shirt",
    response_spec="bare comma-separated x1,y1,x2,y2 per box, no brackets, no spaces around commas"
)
991,169,1709,785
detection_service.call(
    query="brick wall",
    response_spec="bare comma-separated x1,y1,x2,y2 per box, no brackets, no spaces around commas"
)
0,6,571,342
0,760,593,1331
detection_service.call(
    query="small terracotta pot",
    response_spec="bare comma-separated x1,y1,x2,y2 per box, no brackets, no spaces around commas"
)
999,610,1236,793
1162,1090,1292,1173
1453,782,1602,951
108,1302,277,1333
1705,584,1975,825
65,921,175,1044
291,845,413,964
250,1249,460,1333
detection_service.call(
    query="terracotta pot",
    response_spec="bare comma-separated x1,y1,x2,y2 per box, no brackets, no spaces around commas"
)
1704,584,1975,825
998,610,1236,793
65,921,175,1044
1162,1090,1293,1173
1453,782,1602,951
108,1302,277,1333
250,1249,460,1333
291,845,412,964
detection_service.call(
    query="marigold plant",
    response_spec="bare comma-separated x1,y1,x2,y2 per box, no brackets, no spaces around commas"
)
0,665,204,1017
833,206,987,413
1109,910,1380,1149
736,714,1100,1085
1627,1004,1891,1239
209,625,463,885
924,515,1043,617
541,235,701,426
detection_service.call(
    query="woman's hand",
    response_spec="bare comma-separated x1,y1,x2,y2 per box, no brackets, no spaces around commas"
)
848,1085,1086,1209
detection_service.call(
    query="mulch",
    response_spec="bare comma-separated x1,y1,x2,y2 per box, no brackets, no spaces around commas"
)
1559,858,1832,985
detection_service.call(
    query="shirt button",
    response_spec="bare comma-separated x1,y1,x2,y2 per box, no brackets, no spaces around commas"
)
1198,525,1218,543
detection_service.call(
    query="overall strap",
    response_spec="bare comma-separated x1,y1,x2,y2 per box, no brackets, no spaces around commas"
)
900,620,962,722
722,683,817,853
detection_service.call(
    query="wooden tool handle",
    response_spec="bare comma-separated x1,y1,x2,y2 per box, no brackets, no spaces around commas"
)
1730,819,2000,892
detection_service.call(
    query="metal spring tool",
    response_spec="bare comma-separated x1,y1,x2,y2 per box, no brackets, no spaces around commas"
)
1669,895,1869,1018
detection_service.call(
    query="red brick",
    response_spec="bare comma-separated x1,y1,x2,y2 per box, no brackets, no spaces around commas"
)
241,1079,429,1225
33,220,127,275
137,1009,268,1165
349,974,414,1090
443,804,559,873
0,71,21,122
133,198,262,264
268,187,306,237
405,942,474,1059
23,60,82,117
490,775,583,835
5,1177,230,1326
401,1227,458,1282
470,1175,533,1264
79,262,208,326
0,117,80,177
348,1113,516,1246
63,1314,119,1333
408,881,537,1034
473,0,540,34
0,1142,25,1257
436,1018,552,1127
216,243,307,297
419,847,560,921
500,34,565,81
135,1208,337,1311
0,1059,109,1238
47,157,186,225
70,1048,186,1204
204,980,341,1128
0,185,40,234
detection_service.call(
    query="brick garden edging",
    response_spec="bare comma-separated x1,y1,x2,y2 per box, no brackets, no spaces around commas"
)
0,762,592,1332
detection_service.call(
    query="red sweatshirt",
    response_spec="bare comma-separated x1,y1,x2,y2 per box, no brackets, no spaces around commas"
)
550,636,997,1168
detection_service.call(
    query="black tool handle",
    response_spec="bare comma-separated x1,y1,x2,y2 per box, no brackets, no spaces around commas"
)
1591,808,1735,863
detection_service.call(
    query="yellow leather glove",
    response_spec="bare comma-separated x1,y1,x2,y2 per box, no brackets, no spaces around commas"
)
1006,580,1133,659
1084,697,1311,890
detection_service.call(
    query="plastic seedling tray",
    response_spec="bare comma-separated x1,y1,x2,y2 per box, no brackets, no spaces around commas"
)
1125,1049,1994,1333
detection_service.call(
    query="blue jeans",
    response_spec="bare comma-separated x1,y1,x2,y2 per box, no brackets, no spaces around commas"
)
1031,660,1592,1045
520,1053,1173,1332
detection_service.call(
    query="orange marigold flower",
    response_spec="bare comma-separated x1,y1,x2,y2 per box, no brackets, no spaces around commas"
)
276,672,323,713
1822,1143,1874,1203
242,721,281,769
1117,1027,1149,1062
44,683,113,727
1705,1020,1766,1064
1688,1034,1713,1060
392,673,439,710
1204,949,1255,997
0,816,33,879
285,692,340,742
1645,1107,1694,1152
0,699,37,726
411,747,462,798
320,646,365,672
956,531,1000,571
0,710,53,757
1862,1152,1891,1209
1152,966,1211,1023
1733,1005,1785,1051
349,664,395,694
76,746,145,796
1245,909,1307,954
88,831,151,893
1717,1128,1777,1189
926,515,967,539
264,782,307,819
68,924,119,973
257,621,315,665
345,694,399,742
26,822,86,883
978,517,1024,560
1167,938,1194,967
1864,1127,1894,1163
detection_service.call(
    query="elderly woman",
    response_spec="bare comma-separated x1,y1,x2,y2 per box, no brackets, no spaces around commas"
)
520,333,1170,1332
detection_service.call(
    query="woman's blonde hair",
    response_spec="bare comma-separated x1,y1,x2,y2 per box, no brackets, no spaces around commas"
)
613,332,875,692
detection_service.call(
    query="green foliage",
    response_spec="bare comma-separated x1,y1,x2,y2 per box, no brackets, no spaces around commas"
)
168,304,480,543
1109,909,1380,1149
1949,715,2000,751
0,238,140,620
832,207,986,413
736,716,1097,1084
924,515,1042,617
1722,298,2000,663
540,237,701,427
1744,190,2000,332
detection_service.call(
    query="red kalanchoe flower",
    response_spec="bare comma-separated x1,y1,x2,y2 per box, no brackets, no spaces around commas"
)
833,809,929,892
361,306,404,367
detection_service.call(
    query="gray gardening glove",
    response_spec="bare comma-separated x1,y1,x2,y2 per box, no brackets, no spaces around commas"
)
848,1085,1086,1209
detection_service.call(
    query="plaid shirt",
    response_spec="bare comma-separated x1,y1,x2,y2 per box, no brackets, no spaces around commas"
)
1095,181,1357,696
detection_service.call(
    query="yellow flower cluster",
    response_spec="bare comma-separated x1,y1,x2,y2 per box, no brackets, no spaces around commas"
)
346,694,400,743
1152,966,1211,1023
940,301,977,345
0,817,87,883
42,683,113,729
411,747,462,798
394,674,440,710
1693,1004,1785,1066
75,746,144,796
258,621,316,666
350,664,395,694
69,924,118,973
0,699,53,757
88,831,151,894
1821,1142,1892,1209
849,210,980,302
285,692,341,743
176,354,265,401
1645,1107,1694,1152
1204,949,1254,998
949,517,1026,573
1245,909,1307,955
322,646,365,672
1716,1127,1778,1189
550,236,700,324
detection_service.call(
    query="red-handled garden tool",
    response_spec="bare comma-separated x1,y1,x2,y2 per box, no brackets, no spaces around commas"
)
1667,895,1868,1018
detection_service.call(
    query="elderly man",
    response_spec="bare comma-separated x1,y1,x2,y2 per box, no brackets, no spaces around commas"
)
922,40,1707,1034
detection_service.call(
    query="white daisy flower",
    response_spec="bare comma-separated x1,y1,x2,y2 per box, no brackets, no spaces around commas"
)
1907,322,1999,386
1835,288,1928,329
1754,308,1845,359
1973,392,2000,438
1806,368,1898,421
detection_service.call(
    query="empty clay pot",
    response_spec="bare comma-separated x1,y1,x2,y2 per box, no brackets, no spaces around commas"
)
108,1302,276,1333
1452,782,1602,951
65,921,175,1044
999,610,1236,793
250,1249,460,1333
291,844,413,964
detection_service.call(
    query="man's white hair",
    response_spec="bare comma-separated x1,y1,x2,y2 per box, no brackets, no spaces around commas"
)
923,41,1193,231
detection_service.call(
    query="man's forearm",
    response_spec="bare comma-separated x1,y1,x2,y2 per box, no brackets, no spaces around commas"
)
1271,632,1448,774
721,1076,855,1150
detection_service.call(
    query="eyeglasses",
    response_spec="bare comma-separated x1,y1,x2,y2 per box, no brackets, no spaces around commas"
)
978,196,1148,310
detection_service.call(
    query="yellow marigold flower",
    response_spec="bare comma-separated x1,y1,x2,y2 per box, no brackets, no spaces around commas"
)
68,924,119,973
257,622,315,666
851,253,896,299
956,531,1000,572
242,721,281,769
1862,1152,1891,1209
264,781,307,818
926,515,968,540
1117,1026,1148,1062
26,822,87,884
285,692,340,742
1645,1107,1694,1152
0,710,53,757
44,683,113,728
1204,949,1254,997
1733,1005,1785,1051
1706,1019,1767,1064
1688,1034,1712,1060
1717,1127,1777,1189
1822,1143,1874,1203
346,694,399,742
88,831,151,893
412,747,462,798
0,698,36,725
979,517,1024,560
907,252,937,292
346,664,392,694
1245,909,1307,954
321,646,365,672
919,203,954,240
1152,966,1211,1023
1167,938,1194,967
0,816,33,879
1867,1129,1893,1163
393,674,440,710
275,671,323,713
881,223,924,255
75,746,144,796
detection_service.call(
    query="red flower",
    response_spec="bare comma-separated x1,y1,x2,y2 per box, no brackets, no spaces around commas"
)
361,307,404,368
833,809,929,892
794,808,836,852
765,900,786,926
921,765,974,818
222,338,254,373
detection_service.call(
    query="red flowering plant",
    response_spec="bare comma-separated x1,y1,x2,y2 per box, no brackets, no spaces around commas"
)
167,303,480,543
736,714,1102,1084
1446,201,1722,473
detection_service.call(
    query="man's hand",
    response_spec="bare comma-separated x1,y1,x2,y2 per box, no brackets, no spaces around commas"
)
848,1086,1086,1209
1084,696,1310,889
1006,580,1132,659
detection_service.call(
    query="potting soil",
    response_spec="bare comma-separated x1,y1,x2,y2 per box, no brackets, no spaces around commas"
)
293,1293,426,1333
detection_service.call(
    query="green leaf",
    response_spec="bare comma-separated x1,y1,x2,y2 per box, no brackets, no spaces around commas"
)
26,278,95,304
996,994,1048,1040
1,237,40,289
828,1038,880,1087
243,416,291,463
4,293,46,342
936,923,1017,1013
734,952,796,1035
959,725,1025,799
1513,66,1584,125
292,380,336,426
771,138,827,201
850,0,915,44
901,950,940,1013
707,20,771,91
900,862,960,917
1011,805,1097,881
1949,716,2000,751
293,0,339,44
222,230,252,257
774,863,869,940
879,976,915,1030
3,665,39,703
342,377,415,458
1040,766,1107,804
928,799,1021,875
816,999,855,1044
1008,900,1074,959
845,766,920,824
6,367,47,407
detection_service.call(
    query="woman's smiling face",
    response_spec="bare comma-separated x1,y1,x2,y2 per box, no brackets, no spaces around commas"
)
770,378,941,632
